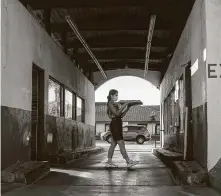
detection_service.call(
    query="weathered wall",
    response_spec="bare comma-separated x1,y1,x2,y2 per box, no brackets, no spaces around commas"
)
160,0,208,167
159,0,221,190
93,69,161,90
1,0,95,169
205,0,221,191
46,116,95,156
205,0,221,171
160,0,207,105
1,106,32,168
164,133,184,153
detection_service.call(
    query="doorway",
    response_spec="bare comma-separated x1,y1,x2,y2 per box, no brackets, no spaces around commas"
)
31,64,45,161
183,61,193,160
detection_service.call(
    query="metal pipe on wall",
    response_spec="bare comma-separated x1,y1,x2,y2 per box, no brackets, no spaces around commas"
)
65,15,107,80
144,14,156,78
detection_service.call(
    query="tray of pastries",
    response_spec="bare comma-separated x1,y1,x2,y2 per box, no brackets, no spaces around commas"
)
119,100,143,106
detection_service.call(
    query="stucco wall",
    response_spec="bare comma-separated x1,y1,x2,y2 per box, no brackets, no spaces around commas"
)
160,0,207,106
1,0,95,168
160,0,208,167
1,0,95,125
205,0,221,171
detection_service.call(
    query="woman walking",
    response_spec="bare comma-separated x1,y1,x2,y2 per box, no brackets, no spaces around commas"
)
106,89,139,168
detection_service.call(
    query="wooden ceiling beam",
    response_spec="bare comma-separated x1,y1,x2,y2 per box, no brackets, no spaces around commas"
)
66,35,172,49
22,0,192,9
77,50,167,60
81,63,164,72
79,59,165,64
43,9,51,35
80,60,165,67
63,30,173,40
93,67,163,72
76,46,168,53
50,18,181,32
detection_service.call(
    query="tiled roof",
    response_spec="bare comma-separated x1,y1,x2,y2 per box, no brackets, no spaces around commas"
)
96,102,160,122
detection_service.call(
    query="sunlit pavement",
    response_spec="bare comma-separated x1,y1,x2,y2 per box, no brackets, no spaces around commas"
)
96,140,160,151
2,141,220,196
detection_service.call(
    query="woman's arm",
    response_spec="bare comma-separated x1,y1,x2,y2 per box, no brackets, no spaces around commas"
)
107,101,130,117
121,105,131,118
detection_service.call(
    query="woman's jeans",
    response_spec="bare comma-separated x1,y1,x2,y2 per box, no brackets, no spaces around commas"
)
108,138,129,161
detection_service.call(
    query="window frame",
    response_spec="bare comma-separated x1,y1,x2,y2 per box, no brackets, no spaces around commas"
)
76,95,85,123
48,76,85,122
64,87,74,119
72,92,77,120
48,76,62,117
60,85,65,117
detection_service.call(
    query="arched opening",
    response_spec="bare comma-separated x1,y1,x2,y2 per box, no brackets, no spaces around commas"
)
92,69,161,91
95,76,160,105
95,76,161,149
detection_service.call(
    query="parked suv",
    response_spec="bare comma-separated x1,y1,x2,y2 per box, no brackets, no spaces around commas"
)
100,125,150,144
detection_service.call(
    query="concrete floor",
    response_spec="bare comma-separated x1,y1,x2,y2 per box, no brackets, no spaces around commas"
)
2,141,221,196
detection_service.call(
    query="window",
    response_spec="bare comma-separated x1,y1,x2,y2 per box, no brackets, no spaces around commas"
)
48,78,61,117
76,96,85,122
65,89,73,119
72,93,76,120
60,87,64,117
48,77,84,122
128,126,136,131
175,80,179,101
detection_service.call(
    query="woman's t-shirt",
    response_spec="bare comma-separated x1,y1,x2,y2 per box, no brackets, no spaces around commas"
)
107,102,121,119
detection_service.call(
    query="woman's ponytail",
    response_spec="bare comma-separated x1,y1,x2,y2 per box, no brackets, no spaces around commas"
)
107,89,118,104
107,89,118,115
107,95,111,103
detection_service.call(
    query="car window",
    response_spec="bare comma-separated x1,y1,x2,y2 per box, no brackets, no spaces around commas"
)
127,126,138,130
128,126,133,131
123,127,128,132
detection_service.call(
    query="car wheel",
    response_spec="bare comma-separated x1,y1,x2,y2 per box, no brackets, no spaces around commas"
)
106,136,112,144
136,136,145,144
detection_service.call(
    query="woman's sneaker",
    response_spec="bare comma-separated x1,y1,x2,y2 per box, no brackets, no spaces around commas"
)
106,161,118,167
127,160,139,168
